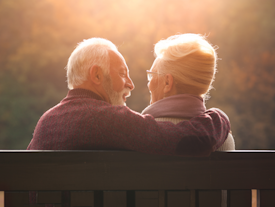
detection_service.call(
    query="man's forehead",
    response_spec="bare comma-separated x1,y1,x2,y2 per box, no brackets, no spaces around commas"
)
108,50,125,63
108,50,128,70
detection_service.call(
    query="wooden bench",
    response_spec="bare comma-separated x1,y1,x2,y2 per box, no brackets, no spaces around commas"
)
0,150,275,207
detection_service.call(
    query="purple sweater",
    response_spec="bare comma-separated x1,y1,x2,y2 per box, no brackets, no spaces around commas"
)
27,89,230,156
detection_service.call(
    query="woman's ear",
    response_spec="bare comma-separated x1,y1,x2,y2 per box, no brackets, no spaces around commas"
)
89,65,102,85
163,74,174,94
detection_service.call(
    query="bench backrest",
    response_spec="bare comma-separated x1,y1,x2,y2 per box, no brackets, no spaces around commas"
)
1,150,275,207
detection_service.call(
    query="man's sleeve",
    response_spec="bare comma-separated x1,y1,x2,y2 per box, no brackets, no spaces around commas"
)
101,107,230,157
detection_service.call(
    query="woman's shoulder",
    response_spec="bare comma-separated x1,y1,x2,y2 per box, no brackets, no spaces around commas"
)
216,132,235,151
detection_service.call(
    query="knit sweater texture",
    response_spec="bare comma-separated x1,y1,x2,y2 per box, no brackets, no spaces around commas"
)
27,89,230,156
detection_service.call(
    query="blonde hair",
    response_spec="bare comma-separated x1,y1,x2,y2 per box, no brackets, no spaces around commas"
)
66,38,118,89
154,34,217,99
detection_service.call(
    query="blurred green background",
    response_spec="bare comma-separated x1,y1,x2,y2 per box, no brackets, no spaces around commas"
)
0,0,274,149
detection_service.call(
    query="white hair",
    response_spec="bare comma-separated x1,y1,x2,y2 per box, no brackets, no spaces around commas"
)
66,38,118,89
154,33,217,98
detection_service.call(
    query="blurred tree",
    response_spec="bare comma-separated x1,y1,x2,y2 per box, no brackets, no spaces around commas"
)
0,0,69,148
205,0,275,149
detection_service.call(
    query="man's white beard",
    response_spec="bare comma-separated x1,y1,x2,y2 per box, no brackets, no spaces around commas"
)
102,75,130,106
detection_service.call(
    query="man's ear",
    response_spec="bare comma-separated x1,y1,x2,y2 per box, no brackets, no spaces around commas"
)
89,65,102,85
163,74,174,94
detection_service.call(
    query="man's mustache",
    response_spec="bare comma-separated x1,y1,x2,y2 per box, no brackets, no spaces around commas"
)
123,88,131,98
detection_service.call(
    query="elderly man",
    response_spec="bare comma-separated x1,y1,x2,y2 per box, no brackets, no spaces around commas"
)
27,38,230,156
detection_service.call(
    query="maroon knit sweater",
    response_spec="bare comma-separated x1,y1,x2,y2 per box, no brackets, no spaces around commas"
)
27,89,230,156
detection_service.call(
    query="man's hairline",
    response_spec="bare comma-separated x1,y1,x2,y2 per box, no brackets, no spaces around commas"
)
105,49,127,73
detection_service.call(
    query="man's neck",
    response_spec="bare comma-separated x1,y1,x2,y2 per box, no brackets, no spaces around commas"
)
73,83,110,104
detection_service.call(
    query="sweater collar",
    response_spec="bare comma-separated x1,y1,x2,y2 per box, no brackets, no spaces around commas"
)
66,88,105,101
141,94,206,119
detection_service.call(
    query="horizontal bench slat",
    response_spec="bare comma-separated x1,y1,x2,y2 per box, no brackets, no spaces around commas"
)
0,151,275,191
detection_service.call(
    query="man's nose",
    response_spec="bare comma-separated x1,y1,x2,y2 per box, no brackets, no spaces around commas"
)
126,77,135,91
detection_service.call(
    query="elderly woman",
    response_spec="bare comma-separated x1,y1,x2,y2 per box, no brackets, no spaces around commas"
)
142,33,235,150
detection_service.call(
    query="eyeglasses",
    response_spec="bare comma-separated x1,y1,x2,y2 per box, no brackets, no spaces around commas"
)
146,70,165,81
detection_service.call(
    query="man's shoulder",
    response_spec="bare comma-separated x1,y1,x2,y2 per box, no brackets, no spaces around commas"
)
45,97,109,115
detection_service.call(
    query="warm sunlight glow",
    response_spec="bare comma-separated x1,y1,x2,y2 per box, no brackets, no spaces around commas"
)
0,0,274,150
